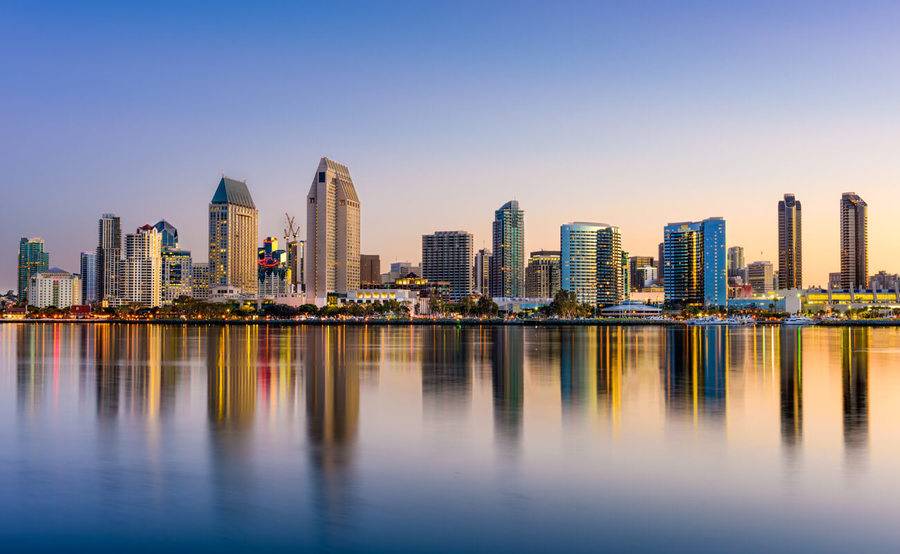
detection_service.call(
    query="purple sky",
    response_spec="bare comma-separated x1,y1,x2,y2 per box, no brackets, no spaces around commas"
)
4,1,900,290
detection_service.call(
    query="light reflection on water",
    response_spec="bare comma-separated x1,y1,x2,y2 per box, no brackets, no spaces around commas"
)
1,323,899,552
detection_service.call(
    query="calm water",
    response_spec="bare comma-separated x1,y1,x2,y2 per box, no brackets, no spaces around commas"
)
2,323,900,552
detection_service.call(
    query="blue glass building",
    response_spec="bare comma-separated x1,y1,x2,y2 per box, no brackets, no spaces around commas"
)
663,217,726,307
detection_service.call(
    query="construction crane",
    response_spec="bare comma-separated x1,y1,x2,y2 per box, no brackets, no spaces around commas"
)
284,213,300,244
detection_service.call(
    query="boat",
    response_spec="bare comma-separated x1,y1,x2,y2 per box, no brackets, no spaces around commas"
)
687,315,755,326
782,315,815,326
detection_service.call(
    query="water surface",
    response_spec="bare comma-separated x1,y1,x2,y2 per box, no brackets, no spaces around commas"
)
2,323,899,552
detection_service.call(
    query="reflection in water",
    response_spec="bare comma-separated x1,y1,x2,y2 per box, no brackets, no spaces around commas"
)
421,327,471,416
94,324,122,420
597,327,624,426
491,327,523,446
16,325,44,415
779,328,803,453
842,328,869,461
560,328,598,413
663,327,727,424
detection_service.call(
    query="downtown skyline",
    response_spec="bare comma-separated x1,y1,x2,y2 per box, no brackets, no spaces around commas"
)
4,2,900,290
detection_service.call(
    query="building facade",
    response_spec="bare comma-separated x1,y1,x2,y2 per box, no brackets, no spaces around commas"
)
560,222,624,306
747,260,774,294
153,220,179,250
97,213,121,302
490,200,525,298
778,193,802,289
840,192,868,290
422,231,473,300
161,249,193,304
258,236,291,298
120,225,162,307
209,177,259,295
360,254,381,286
191,263,210,300
628,256,654,291
79,251,98,304
287,239,305,293
474,248,491,297
30,269,81,309
17,237,49,305
525,250,561,299
306,157,361,301
663,217,726,306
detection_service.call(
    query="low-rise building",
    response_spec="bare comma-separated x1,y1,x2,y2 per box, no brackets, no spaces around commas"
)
30,269,82,309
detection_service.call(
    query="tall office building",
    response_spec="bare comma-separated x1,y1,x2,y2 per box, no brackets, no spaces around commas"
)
209,177,259,295
161,249,193,304
620,251,630,300
120,225,162,307
17,237,49,305
97,213,122,302
422,231,473,300
153,220,179,250
490,200,525,298
287,239,305,293
474,248,492,297
778,194,802,289
306,157,361,301
79,252,98,303
628,256,654,291
360,254,381,286
560,222,623,306
663,217,726,306
525,250,561,298
727,246,744,275
840,192,868,290
747,260,774,293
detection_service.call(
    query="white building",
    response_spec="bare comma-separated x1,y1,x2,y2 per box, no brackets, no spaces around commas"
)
30,269,82,309
119,225,162,307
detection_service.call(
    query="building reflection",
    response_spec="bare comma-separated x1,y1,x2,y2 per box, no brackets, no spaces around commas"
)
560,327,598,413
16,324,45,415
491,327,524,446
778,328,803,451
421,327,472,416
841,327,869,460
94,324,122,420
596,327,624,426
663,327,727,424
207,325,258,431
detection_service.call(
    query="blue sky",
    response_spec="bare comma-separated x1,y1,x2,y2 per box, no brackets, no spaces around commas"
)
4,1,900,290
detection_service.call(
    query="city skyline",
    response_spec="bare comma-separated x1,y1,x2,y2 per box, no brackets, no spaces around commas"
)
4,3,900,290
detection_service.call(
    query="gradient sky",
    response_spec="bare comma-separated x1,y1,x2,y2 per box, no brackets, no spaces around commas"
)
3,1,900,291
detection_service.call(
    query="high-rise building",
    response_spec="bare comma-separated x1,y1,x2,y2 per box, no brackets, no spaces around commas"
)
628,256,654,291
191,263,210,300
30,269,81,309
287,239,305,294
360,254,381,286
663,217,726,306
79,251,98,303
120,225,162,307
209,177,259,295
620,251,630,300
727,246,744,275
560,222,623,306
525,250,560,299
153,220,179,250
490,200,524,298
97,213,122,302
422,231,473,300
17,237,49,305
778,194,802,289
306,157,361,301
474,248,492,297
161,249,193,304
657,242,665,285
840,192,868,290
258,236,291,298
747,260,774,293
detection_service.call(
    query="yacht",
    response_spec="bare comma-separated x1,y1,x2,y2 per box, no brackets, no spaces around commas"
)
782,315,815,326
687,315,755,326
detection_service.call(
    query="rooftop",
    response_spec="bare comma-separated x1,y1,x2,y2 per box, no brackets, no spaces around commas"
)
211,177,256,209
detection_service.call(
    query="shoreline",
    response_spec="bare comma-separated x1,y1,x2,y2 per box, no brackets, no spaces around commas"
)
2,318,898,327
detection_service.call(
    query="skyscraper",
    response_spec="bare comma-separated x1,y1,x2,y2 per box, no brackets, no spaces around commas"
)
306,157,361,301
560,222,623,306
79,251,98,303
153,220,179,250
778,193,802,289
97,213,121,302
161,249,193,304
422,231,473,300
209,176,259,295
120,224,162,307
474,248,492,297
191,263,210,300
17,237,49,304
727,246,744,275
840,192,868,290
747,260,774,293
628,255,654,291
490,200,525,298
360,254,381,286
663,217,726,307
657,241,665,285
525,250,560,298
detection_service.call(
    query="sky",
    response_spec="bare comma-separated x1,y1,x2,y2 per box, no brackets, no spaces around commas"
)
3,0,900,291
